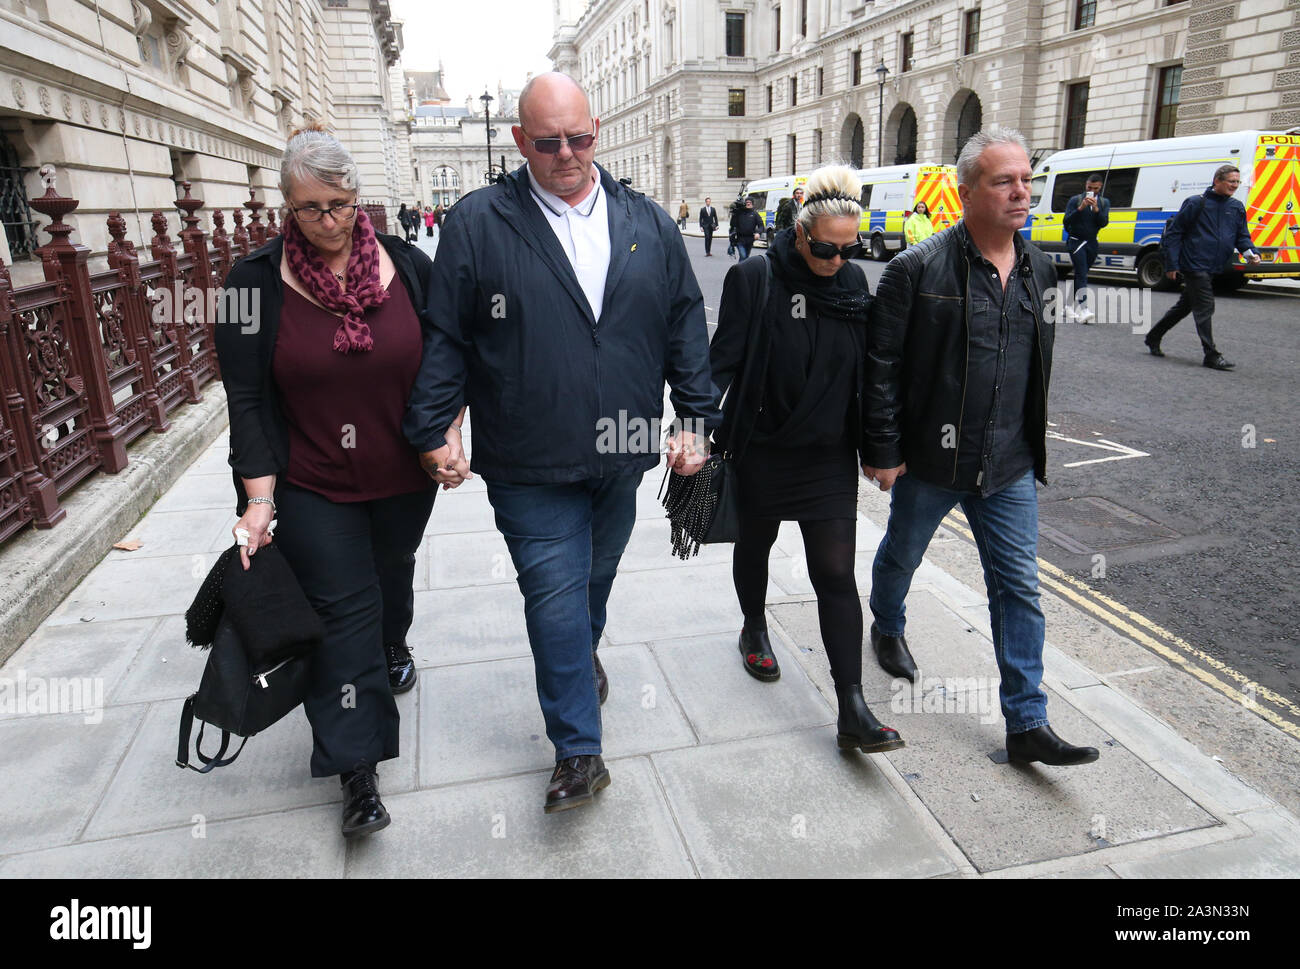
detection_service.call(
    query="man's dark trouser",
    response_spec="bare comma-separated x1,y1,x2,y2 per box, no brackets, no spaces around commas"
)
1146,271,1219,359
485,473,640,761
703,228,714,254
274,482,436,777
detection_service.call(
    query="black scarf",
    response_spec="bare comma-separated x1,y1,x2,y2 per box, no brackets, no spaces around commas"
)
766,227,871,324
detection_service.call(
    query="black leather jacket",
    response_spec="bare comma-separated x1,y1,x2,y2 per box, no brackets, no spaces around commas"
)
863,222,1058,494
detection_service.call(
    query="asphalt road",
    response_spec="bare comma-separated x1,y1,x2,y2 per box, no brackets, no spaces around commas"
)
683,232,1300,711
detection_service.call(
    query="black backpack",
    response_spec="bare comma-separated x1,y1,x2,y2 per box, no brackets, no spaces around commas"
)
1160,194,1205,270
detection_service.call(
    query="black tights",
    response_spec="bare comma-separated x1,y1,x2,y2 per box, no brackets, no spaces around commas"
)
733,514,862,686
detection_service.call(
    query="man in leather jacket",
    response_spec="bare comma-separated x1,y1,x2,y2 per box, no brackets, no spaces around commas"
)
862,125,1099,767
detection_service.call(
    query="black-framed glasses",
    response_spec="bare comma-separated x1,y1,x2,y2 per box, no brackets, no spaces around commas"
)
524,131,596,155
292,202,359,223
805,229,862,261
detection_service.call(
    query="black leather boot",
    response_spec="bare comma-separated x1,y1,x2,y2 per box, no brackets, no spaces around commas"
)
340,764,390,838
594,651,608,705
870,623,918,682
1006,725,1099,766
738,627,781,681
384,640,417,694
835,685,905,754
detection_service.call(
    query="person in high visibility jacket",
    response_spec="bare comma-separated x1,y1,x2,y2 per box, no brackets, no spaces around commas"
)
903,201,935,246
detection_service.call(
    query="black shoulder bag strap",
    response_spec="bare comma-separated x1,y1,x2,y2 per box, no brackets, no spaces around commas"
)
719,254,772,463
176,695,248,773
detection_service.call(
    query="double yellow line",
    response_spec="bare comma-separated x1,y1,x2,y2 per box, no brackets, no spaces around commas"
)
942,510,1300,742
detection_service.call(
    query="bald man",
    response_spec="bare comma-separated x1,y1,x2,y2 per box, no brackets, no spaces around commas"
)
403,72,722,813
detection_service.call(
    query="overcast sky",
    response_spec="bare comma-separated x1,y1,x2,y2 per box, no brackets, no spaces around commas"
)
391,0,557,104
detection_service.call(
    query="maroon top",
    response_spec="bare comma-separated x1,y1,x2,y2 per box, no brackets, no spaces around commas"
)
273,279,432,502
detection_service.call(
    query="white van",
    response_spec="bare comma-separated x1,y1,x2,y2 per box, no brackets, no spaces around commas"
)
742,174,809,245
1026,130,1300,288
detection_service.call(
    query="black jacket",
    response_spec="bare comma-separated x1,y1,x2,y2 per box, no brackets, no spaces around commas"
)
730,208,762,242
710,245,870,459
1165,188,1254,273
864,222,1057,493
214,233,435,512
401,163,722,484
698,206,719,231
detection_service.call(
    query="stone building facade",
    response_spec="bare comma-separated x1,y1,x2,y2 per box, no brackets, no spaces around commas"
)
0,0,410,286
550,0,1300,212
406,76,523,208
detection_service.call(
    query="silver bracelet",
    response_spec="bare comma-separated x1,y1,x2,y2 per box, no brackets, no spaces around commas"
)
247,496,276,511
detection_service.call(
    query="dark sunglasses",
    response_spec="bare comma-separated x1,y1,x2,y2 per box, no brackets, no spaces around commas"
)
805,229,862,261
525,131,596,155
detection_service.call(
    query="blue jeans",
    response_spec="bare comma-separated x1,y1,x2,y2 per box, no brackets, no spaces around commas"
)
869,470,1049,733
736,242,752,261
485,473,640,761
1070,240,1099,308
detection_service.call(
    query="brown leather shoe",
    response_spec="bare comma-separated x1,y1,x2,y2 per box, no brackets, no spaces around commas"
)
543,755,610,814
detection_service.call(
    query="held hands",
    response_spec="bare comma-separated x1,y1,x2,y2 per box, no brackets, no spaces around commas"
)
233,501,275,571
419,424,474,490
666,430,708,476
862,463,907,492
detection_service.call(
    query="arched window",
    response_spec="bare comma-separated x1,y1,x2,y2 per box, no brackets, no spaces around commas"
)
895,107,917,165
956,92,982,162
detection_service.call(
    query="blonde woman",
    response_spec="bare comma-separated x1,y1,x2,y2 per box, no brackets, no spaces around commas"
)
710,165,904,755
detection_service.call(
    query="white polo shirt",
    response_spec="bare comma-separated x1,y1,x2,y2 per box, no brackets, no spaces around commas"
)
527,164,611,321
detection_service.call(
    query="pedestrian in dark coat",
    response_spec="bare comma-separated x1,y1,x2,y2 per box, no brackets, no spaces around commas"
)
402,73,721,814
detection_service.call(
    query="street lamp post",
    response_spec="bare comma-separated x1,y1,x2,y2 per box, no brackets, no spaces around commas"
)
480,88,494,184
875,62,890,168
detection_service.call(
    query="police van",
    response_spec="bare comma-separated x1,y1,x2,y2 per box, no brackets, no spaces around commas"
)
854,164,963,260
743,174,809,245
1026,130,1300,288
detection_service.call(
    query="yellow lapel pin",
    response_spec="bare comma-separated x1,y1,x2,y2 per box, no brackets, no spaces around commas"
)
630,243,637,252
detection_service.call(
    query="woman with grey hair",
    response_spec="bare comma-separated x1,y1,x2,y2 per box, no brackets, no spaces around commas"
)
215,122,460,839
710,164,904,755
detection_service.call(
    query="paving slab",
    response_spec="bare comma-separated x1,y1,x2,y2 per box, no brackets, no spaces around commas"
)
188,444,234,477
649,632,834,745
43,553,214,627
1109,808,1300,878
423,530,516,589
0,804,346,879
149,472,238,514
1065,681,1272,814
409,583,531,667
346,756,694,878
418,644,696,788
0,707,147,855
82,697,419,840
651,728,957,878
2,617,156,718
109,614,211,705
615,517,734,571
111,508,233,560
880,685,1219,873
602,562,778,645
768,590,1003,708
425,489,501,535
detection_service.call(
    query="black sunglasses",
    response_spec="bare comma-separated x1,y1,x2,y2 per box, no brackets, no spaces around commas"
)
805,228,862,261
524,131,596,155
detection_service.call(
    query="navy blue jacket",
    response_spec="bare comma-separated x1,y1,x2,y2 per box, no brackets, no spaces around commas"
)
1165,187,1254,273
401,163,722,484
1062,193,1110,244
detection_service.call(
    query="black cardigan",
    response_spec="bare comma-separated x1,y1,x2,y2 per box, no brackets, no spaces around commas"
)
213,233,436,513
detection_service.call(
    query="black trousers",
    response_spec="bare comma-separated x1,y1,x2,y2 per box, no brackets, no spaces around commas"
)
273,482,436,777
703,228,715,254
1148,271,1219,359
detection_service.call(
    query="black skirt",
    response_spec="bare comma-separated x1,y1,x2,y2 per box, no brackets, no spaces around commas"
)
734,442,859,521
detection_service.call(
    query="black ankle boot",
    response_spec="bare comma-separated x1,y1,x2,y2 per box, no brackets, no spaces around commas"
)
834,684,905,754
384,641,417,694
